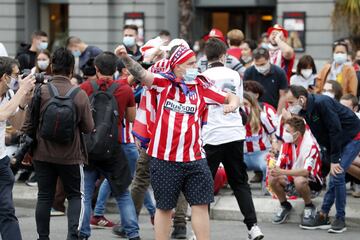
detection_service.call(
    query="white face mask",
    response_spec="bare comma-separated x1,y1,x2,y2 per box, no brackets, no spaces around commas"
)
301,69,312,79
255,62,271,75
283,131,294,143
322,91,335,99
123,36,136,47
333,53,347,65
288,102,303,115
37,60,50,70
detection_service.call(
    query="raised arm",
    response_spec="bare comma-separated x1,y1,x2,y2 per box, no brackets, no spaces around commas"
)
114,45,155,88
0,75,35,122
275,32,295,60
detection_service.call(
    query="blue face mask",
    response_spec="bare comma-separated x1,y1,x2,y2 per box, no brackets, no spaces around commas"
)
37,42,48,50
123,36,136,47
72,50,81,58
183,68,199,82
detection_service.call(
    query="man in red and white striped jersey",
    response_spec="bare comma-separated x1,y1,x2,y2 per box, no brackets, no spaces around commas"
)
268,116,323,226
115,43,240,240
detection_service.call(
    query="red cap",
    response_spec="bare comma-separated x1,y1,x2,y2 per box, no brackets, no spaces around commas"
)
204,28,225,42
267,24,288,38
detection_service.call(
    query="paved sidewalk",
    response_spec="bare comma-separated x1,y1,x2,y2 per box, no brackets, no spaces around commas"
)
13,180,360,227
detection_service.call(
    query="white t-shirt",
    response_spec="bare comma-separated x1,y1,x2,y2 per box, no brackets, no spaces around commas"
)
201,66,245,145
0,90,15,160
289,74,316,89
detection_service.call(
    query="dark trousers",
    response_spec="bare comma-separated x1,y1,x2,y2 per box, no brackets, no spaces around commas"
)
0,156,22,240
33,160,84,240
204,140,258,229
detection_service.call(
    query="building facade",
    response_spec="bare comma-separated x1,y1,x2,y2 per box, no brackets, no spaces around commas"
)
0,0,344,68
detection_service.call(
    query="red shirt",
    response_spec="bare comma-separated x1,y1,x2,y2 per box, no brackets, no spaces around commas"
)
227,48,242,60
147,74,227,162
80,79,136,143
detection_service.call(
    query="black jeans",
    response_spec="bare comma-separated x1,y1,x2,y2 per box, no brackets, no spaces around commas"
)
0,156,22,240
33,160,84,240
204,140,258,230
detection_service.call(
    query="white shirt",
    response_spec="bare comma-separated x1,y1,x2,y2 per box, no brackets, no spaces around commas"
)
0,90,14,160
201,66,246,145
290,74,316,89
0,42,8,57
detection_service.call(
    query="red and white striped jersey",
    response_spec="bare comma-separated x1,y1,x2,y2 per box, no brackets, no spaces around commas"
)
147,74,227,162
121,119,135,144
276,129,322,184
244,103,278,153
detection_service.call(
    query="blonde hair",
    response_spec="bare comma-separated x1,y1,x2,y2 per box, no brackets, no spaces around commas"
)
243,92,262,134
227,29,244,46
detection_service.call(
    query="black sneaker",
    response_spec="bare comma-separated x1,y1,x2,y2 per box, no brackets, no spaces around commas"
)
300,206,317,227
112,224,126,238
272,205,292,224
300,212,331,230
129,237,141,240
328,218,347,233
171,226,187,239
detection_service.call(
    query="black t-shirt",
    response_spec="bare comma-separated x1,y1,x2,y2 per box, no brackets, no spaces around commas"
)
243,64,288,108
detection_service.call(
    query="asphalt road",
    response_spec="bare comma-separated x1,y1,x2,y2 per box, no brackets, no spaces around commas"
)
9,207,357,240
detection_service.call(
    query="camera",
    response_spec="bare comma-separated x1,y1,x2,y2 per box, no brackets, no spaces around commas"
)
21,69,52,84
11,134,33,167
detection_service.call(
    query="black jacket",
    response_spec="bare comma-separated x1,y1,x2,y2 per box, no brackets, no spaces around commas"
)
15,43,37,71
299,94,360,163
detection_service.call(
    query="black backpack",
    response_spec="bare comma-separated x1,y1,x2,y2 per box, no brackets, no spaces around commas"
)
84,81,119,160
40,83,80,144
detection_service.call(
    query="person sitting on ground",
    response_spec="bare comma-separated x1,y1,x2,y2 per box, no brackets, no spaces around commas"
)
243,92,278,195
269,116,323,226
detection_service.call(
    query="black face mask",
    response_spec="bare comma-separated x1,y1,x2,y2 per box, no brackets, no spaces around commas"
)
356,59,360,65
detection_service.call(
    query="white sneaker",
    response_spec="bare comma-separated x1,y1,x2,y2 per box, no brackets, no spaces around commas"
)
248,225,264,240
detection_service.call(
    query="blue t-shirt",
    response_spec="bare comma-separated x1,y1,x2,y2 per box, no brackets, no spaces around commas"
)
79,46,103,69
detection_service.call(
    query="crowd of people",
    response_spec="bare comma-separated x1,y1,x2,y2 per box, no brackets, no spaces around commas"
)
0,22,360,240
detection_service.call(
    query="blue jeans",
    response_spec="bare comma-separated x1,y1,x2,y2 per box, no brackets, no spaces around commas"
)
80,168,139,239
321,139,360,221
94,143,156,217
243,150,269,183
0,156,22,240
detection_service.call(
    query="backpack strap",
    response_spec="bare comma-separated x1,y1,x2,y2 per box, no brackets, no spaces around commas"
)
106,82,119,94
90,80,100,93
65,86,81,99
48,82,59,97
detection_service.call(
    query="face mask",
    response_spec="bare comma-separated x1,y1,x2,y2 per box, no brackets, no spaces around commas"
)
283,131,294,143
37,42,48,50
333,53,347,64
183,68,199,82
193,44,200,52
242,56,253,64
255,62,270,75
37,60,50,70
288,101,303,115
123,36,136,47
301,69,312,79
72,50,81,58
355,59,360,65
5,76,19,91
322,91,335,99
261,43,269,49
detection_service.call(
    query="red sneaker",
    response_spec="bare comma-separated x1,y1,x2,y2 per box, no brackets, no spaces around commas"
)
90,215,115,229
